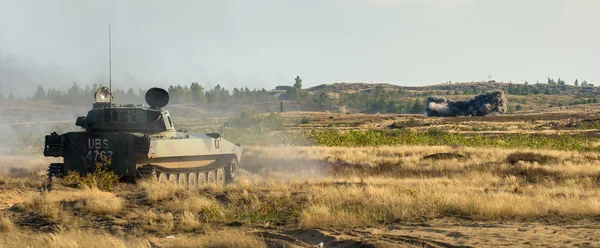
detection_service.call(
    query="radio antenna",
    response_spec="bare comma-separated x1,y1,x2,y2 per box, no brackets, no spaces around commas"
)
109,23,112,107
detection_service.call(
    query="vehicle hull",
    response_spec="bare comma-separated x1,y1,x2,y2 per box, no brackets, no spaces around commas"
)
44,131,242,178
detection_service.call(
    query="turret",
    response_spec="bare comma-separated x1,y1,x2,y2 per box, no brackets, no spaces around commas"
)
75,87,175,133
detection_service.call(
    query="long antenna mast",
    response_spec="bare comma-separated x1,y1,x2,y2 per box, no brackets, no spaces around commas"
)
109,23,112,107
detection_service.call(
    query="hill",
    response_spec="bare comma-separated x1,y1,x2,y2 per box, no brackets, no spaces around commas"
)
308,81,600,96
305,81,600,114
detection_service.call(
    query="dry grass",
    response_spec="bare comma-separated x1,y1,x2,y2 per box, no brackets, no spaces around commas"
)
16,186,123,225
178,211,203,231
75,187,124,215
19,193,63,222
139,180,225,225
0,217,14,233
298,176,600,227
139,211,175,235
163,195,224,222
239,146,600,227
8,145,600,230
138,179,187,203
0,230,149,248
166,229,267,248
4,140,600,246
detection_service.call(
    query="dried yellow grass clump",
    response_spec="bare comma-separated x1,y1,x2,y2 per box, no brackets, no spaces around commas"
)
18,187,124,221
76,187,124,215
0,230,149,248
178,211,203,231
0,218,14,233
164,195,224,222
139,211,175,235
20,193,62,222
138,180,186,203
168,230,266,248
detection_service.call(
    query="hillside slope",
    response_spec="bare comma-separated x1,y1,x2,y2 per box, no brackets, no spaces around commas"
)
308,81,600,96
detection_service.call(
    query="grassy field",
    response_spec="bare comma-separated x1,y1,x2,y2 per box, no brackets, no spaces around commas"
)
2,108,600,247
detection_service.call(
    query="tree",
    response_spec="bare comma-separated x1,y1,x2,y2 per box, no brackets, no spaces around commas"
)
138,88,145,98
190,82,207,104
34,85,46,100
557,78,565,85
7,93,14,101
318,91,328,105
410,98,425,114
374,85,385,98
522,85,531,95
574,79,579,86
386,101,399,113
0,92,4,101
293,76,302,89
67,82,82,96
125,87,136,102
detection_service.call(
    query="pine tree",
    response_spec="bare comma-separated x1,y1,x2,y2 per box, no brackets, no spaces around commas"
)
190,82,207,103
34,85,46,100
126,87,136,102
410,98,424,114
293,76,302,89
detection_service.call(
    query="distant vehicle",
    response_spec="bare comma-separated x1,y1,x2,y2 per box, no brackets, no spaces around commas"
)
275,85,293,91
43,86,242,185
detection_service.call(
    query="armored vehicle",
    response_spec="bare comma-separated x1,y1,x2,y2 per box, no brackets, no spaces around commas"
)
43,87,242,185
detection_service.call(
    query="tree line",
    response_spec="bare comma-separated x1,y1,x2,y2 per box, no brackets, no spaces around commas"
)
27,83,146,105
17,82,276,106
167,82,272,104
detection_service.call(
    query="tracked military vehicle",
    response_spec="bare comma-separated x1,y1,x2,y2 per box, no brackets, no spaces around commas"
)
43,86,242,185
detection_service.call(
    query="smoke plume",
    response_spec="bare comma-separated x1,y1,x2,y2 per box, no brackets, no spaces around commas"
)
425,90,507,117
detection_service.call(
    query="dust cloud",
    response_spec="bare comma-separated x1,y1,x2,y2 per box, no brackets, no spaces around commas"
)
425,90,507,117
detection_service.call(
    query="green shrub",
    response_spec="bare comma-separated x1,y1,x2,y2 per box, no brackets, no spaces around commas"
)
60,162,120,191
307,129,598,151
300,117,310,124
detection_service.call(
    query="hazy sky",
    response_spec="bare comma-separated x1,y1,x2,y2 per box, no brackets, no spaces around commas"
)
1,0,599,97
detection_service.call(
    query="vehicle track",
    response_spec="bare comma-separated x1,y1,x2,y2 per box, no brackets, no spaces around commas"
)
137,158,237,186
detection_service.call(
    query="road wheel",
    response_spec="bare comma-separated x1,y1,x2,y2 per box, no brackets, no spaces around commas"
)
207,171,216,184
215,167,226,185
225,158,237,184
